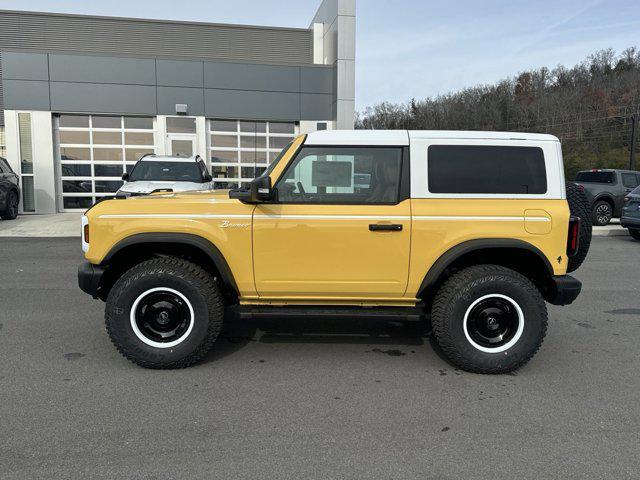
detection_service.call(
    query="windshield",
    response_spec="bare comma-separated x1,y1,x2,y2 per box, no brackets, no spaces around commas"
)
129,161,204,183
575,171,615,183
631,185,640,195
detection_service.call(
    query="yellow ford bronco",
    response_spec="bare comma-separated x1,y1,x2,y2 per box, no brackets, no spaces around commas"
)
78,130,591,373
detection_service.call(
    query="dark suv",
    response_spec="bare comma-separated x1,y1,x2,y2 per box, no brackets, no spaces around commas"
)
0,157,20,220
574,169,640,226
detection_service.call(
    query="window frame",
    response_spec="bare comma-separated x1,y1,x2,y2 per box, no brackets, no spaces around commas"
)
56,114,157,211
272,145,410,206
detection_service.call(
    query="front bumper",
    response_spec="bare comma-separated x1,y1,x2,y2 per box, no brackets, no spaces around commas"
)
548,275,582,306
620,216,640,229
78,262,105,299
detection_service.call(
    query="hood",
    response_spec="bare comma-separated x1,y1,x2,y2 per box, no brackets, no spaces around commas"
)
118,181,210,194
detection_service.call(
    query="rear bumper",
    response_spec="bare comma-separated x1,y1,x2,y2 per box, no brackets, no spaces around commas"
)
548,275,582,306
78,262,105,299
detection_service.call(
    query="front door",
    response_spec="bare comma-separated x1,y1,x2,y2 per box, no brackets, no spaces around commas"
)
253,145,411,300
167,134,196,157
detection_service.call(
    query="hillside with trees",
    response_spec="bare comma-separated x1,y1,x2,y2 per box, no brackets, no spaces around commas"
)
356,48,640,179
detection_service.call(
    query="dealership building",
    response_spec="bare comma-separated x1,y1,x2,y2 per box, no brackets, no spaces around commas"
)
0,0,355,213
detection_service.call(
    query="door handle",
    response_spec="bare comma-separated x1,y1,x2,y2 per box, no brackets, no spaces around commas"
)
369,223,403,232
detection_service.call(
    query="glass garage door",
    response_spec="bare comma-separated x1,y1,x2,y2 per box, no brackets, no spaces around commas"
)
57,114,156,211
208,119,296,189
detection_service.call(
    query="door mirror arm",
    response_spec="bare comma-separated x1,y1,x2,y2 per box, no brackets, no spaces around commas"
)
229,176,273,203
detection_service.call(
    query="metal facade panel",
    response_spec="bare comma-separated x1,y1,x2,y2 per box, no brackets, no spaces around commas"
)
49,54,156,85
3,79,50,110
157,86,205,116
204,62,300,92
300,93,334,120
0,10,313,65
157,60,204,88
300,66,335,94
204,89,300,120
1,51,49,80
50,82,156,114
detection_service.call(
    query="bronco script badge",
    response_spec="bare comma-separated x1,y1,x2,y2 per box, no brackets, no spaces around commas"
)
220,220,250,228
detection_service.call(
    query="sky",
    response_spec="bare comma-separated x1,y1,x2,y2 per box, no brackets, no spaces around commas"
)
2,0,639,111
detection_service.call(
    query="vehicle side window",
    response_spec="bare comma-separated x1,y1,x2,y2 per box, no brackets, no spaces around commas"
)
428,145,547,194
275,147,403,204
0,160,6,173
622,173,638,188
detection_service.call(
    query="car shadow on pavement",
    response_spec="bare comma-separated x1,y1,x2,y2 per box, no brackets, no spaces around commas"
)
201,316,430,364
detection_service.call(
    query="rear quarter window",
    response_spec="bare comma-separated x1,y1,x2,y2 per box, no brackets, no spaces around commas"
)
427,145,547,194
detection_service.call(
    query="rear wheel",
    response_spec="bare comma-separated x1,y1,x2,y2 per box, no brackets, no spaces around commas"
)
629,228,640,241
105,257,224,369
592,200,613,226
0,190,19,220
431,265,547,374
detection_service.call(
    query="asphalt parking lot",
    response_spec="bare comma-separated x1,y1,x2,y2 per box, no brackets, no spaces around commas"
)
1,236,639,479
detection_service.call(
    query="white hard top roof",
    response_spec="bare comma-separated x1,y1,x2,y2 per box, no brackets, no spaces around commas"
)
139,155,200,162
304,130,559,146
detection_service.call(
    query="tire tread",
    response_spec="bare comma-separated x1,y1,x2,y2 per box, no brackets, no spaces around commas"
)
431,264,548,374
105,256,224,369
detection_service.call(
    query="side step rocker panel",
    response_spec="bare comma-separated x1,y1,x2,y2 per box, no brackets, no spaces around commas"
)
230,306,426,322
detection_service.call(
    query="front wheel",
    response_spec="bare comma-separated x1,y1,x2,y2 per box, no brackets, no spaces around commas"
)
0,190,19,220
431,265,548,374
105,257,224,368
592,200,613,226
629,228,640,241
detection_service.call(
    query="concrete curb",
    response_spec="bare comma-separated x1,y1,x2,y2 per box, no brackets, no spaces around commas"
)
592,226,628,236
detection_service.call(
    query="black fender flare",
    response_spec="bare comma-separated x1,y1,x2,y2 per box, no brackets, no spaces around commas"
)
102,232,239,295
416,238,554,298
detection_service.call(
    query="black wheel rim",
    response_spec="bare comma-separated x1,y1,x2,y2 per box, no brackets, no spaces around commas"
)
595,204,611,224
8,192,18,217
133,290,192,344
465,296,520,349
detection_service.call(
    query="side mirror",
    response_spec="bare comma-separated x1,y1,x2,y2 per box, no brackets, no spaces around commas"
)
203,173,213,183
122,172,130,181
229,176,272,203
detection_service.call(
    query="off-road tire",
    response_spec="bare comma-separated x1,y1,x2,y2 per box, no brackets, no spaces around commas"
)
592,199,613,226
105,257,224,369
629,228,640,241
565,181,592,272
0,190,19,220
431,265,548,374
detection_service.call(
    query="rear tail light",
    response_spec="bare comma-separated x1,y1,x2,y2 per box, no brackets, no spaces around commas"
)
81,215,90,253
624,196,630,203
578,184,585,192
567,216,580,257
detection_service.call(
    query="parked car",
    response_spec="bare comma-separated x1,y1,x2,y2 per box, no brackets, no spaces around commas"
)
574,168,640,225
117,155,213,196
0,156,20,220
621,185,640,240
79,130,591,374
